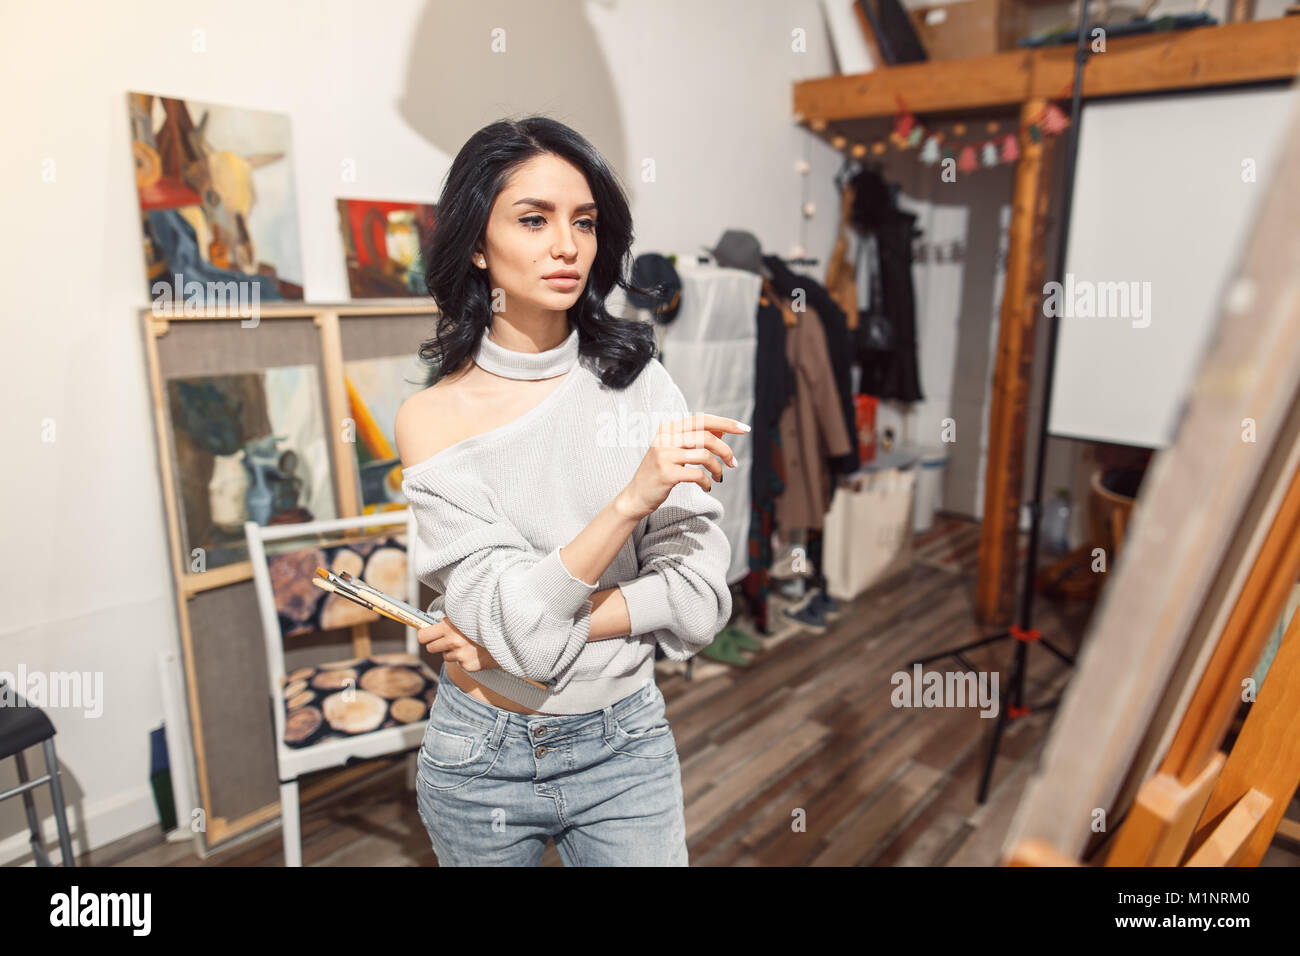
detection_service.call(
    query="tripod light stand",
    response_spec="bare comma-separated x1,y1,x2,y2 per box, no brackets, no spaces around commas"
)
907,0,1095,804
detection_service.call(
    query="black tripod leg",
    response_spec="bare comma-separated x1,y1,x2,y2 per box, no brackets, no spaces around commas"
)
910,631,1009,668
978,641,1026,804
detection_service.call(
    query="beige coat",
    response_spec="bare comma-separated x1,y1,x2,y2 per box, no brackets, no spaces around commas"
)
774,299,854,533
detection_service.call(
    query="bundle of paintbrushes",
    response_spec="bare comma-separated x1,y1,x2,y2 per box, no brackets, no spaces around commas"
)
310,568,548,690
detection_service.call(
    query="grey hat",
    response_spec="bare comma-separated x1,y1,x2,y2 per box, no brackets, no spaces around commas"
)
703,229,764,274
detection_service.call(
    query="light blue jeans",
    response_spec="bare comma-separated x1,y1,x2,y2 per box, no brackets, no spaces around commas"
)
414,664,689,866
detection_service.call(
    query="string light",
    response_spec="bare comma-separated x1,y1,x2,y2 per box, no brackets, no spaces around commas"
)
799,89,1070,176
798,83,1071,194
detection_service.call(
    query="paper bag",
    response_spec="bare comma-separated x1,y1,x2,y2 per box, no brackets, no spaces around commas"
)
823,468,915,601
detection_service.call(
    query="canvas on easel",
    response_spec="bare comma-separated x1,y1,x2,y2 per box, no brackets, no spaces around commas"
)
142,301,440,853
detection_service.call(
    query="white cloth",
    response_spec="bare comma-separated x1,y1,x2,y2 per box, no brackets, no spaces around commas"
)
656,261,759,585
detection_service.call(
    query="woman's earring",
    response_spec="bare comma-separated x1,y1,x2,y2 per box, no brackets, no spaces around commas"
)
475,255,485,267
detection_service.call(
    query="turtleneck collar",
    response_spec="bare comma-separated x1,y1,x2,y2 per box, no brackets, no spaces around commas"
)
473,324,580,380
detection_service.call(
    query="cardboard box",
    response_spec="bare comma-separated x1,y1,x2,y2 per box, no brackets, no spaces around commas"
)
908,0,1030,60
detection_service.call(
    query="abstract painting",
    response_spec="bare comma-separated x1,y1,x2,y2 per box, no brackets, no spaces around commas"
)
343,354,428,512
337,199,437,298
166,365,334,571
128,91,304,303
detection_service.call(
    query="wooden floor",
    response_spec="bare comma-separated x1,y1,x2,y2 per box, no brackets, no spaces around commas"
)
97,515,1300,867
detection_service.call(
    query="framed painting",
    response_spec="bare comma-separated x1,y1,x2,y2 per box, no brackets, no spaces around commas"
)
165,364,335,572
342,353,427,512
337,199,437,298
128,91,304,303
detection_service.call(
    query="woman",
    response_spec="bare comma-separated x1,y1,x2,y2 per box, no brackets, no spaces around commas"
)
394,116,747,866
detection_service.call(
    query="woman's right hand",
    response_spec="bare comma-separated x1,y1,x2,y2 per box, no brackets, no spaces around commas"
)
616,414,749,520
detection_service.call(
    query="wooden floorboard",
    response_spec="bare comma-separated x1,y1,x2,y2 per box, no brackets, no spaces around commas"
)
91,515,1300,867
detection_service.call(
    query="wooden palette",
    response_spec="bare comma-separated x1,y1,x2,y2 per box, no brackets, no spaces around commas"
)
280,655,438,748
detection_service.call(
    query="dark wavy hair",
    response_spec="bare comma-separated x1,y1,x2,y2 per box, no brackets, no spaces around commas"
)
418,116,658,389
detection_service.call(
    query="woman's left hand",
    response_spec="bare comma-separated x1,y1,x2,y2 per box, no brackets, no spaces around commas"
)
417,617,501,673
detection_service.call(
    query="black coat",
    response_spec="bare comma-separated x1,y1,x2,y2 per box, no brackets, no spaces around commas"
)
750,297,794,508
856,212,924,403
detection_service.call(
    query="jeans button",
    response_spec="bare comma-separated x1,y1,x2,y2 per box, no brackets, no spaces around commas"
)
533,725,547,738
535,744,548,758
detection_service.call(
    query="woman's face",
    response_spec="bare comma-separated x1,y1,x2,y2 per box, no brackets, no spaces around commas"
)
477,152,597,318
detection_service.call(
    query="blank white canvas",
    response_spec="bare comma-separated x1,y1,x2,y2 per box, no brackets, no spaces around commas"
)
1047,84,1295,449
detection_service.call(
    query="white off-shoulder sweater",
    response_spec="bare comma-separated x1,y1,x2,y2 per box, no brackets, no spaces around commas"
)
400,324,733,714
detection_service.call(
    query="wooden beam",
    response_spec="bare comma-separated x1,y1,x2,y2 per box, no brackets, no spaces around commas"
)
794,51,1033,121
793,19,1300,124
975,97,1054,625
1030,19,1300,101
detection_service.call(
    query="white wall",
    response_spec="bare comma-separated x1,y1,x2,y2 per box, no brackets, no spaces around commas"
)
0,0,845,861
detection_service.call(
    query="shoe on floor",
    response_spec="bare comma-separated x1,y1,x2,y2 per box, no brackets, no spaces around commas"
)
776,578,807,601
700,629,753,666
782,599,828,630
716,624,763,651
808,589,840,617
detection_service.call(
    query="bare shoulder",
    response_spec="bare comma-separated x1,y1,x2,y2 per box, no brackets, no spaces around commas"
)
395,377,467,470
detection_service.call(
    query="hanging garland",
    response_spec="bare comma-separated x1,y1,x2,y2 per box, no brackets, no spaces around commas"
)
791,82,1076,255
872,86,1073,174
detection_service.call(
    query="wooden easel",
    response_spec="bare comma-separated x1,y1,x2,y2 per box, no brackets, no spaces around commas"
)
142,300,441,852
1096,462,1300,867
1010,549,1300,867
1000,80,1300,868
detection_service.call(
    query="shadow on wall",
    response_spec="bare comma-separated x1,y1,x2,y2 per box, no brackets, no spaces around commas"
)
396,0,628,186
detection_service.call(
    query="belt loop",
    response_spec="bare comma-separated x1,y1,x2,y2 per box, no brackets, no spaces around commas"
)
602,703,615,737
488,712,507,750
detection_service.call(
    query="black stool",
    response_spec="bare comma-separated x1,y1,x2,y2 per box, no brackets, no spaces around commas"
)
0,681,76,866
